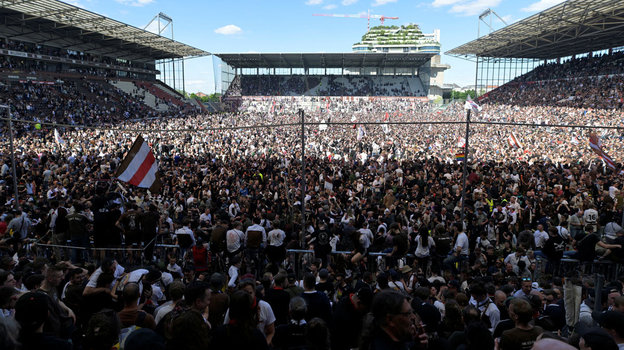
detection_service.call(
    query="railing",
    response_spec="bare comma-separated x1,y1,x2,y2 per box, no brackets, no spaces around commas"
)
27,238,416,278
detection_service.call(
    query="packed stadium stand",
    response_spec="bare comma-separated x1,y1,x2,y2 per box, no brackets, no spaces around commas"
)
229,75,426,97
476,51,624,109
4,1,624,350
0,0,208,119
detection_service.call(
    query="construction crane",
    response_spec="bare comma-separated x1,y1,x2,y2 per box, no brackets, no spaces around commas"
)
313,10,398,30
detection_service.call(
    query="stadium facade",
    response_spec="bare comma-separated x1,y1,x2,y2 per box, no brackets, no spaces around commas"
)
447,0,624,98
0,0,208,110
217,24,450,100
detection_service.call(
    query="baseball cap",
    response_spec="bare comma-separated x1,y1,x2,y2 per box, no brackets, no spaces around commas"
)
596,311,624,338
123,328,165,350
14,292,49,331
448,280,460,289
577,325,618,350
355,286,373,307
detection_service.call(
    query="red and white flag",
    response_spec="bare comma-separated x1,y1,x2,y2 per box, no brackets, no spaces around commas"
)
507,132,523,149
115,135,162,192
457,137,466,148
589,133,617,170
464,95,482,113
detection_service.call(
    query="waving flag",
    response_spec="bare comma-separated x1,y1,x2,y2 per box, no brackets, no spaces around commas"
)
589,133,616,170
115,135,162,192
457,137,466,148
357,125,366,141
507,132,523,149
464,95,482,113
54,128,66,148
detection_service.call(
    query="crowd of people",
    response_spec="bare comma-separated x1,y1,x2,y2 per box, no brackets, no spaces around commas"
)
0,38,153,76
1,53,624,350
230,75,425,97
482,51,624,110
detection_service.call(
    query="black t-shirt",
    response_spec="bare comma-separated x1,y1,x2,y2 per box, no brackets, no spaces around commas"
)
66,212,89,239
500,326,543,350
332,295,364,350
542,234,564,260
393,233,408,256
140,211,160,237
316,281,335,300
577,233,600,261
435,235,453,256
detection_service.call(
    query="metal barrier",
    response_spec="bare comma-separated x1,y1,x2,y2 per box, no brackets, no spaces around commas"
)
29,240,416,278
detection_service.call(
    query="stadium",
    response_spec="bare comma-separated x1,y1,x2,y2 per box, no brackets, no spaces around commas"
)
1,0,624,349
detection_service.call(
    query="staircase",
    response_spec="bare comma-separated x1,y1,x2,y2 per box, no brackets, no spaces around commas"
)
109,80,169,112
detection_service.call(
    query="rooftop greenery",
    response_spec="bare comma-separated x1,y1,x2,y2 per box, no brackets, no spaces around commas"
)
356,23,434,47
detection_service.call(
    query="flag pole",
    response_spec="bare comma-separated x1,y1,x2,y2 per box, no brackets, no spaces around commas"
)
460,108,471,228
299,108,306,248
1,104,19,210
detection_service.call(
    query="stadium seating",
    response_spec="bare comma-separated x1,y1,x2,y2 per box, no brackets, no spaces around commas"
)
230,74,426,97
480,51,624,109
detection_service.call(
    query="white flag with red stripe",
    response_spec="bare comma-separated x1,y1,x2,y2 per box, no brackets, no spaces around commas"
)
115,135,162,192
507,132,523,149
589,132,617,170
464,95,482,113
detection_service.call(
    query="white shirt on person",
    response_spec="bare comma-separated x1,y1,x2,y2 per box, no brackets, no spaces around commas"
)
226,229,244,253
267,228,286,246
245,224,267,246
358,228,374,250
454,232,469,256
174,226,195,246
534,229,549,248
86,264,125,288
414,235,435,258
504,253,527,268
227,265,239,288
224,300,276,337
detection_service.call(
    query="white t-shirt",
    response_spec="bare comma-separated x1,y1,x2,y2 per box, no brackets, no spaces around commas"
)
414,235,435,258
267,229,286,246
224,300,276,336
454,232,469,256
226,229,244,252
533,230,549,249
228,265,239,288
154,301,176,324
358,228,374,250
86,264,125,288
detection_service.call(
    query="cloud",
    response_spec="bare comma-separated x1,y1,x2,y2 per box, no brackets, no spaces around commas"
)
342,0,358,4
449,0,501,16
372,0,397,6
323,4,337,9
500,14,515,24
431,0,462,7
64,0,86,8
115,0,153,6
521,0,565,12
306,0,323,5
214,24,242,35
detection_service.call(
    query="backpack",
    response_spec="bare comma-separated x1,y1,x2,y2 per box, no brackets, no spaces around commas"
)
117,311,147,349
317,230,330,247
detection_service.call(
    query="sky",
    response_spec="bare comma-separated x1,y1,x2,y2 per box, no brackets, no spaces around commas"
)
62,0,566,94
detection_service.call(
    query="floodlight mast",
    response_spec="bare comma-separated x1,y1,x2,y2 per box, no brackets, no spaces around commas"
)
477,8,508,37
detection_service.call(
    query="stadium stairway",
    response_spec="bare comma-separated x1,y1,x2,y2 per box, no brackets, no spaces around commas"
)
191,98,208,113
407,77,425,97
109,80,168,112
137,81,189,111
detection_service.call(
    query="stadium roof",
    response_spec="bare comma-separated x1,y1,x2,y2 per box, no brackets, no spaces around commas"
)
217,52,435,69
446,0,624,59
0,0,209,62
